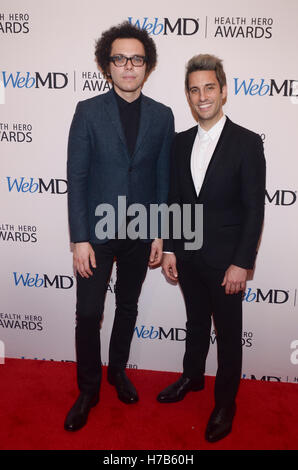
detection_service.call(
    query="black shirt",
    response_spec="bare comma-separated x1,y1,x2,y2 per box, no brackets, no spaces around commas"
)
113,88,141,157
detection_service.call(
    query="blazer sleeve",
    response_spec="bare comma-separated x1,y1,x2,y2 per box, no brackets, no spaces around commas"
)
156,109,175,204
67,102,91,243
155,109,175,238
163,134,180,252
232,135,266,269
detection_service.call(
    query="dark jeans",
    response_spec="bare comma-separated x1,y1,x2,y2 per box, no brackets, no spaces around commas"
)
75,239,151,394
177,253,243,407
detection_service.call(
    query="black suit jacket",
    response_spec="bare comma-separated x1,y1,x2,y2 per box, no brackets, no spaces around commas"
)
163,117,266,270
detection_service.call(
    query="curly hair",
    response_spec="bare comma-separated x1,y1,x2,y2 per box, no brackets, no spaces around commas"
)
95,21,157,78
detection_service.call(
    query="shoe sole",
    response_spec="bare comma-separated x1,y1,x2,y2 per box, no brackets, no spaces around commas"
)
205,425,232,443
157,384,204,403
117,395,139,404
108,376,139,404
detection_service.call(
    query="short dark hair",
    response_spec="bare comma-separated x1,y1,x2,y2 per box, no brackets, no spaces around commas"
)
95,21,157,78
185,54,227,92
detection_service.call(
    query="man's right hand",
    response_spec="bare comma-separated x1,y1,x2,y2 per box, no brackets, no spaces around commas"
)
162,253,178,282
73,242,96,278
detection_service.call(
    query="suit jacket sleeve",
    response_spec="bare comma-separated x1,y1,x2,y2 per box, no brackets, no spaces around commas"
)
156,109,175,238
67,102,91,243
156,109,175,203
163,133,180,251
232,135,266,269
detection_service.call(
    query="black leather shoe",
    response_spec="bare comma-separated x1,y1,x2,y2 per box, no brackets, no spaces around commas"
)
64,392,99,431
157,375,204,403
205,403,236,442
108,370,139,404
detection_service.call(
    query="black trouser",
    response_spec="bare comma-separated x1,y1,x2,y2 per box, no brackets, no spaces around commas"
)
75,239,151,395
177,253,243,407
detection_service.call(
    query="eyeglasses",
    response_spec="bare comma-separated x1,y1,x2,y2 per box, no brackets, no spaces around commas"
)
109,55,147,67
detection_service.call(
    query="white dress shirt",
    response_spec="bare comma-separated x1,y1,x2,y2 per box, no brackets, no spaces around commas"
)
191,114,226,196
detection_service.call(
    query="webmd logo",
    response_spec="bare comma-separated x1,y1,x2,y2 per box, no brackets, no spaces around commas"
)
128,17,200,35
6,177,67,194
0,71,69,89
13,273,74,289
265,189,297,206
234,78,298,97
243,288,290,304
134,325,186,341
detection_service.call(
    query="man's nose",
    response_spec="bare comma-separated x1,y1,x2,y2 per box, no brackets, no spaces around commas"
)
124,59,133,70
198,90,207,101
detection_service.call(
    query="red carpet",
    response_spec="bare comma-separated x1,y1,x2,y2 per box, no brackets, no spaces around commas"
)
0,358,297,451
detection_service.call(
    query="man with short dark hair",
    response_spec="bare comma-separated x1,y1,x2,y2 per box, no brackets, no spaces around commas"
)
157,54,265,443
65,21,174,431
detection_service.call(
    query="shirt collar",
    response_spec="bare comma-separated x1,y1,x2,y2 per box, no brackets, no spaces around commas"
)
197,114,226,141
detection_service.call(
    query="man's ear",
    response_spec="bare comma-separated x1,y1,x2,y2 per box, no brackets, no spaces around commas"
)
222,84,227,102
185,88,190,104
105,67,112,80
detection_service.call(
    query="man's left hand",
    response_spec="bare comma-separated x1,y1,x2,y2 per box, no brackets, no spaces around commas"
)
149,238,163,267
221,264,247,295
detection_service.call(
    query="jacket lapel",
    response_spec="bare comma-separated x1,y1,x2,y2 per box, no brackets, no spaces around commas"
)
182,126,198,202
103,90,151,162
197,117,233,201
132,95,151,159
103,90,130,160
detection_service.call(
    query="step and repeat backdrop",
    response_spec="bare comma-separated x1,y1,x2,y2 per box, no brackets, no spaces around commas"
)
1,0,298,384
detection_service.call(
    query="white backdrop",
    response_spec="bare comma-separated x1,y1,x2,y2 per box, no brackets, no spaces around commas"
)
1,0,298,384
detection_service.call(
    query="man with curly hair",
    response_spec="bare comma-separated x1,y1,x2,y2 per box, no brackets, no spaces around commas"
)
65,21,174,431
